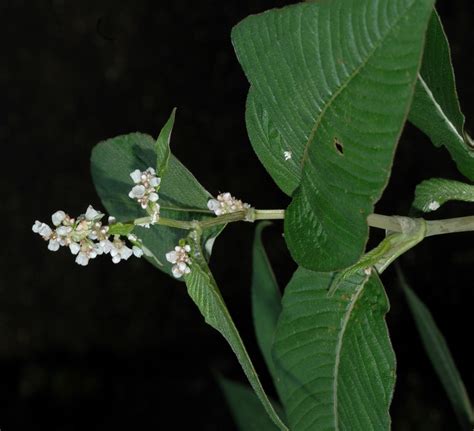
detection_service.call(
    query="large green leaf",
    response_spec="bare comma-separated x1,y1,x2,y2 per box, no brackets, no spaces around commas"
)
219,377,284,431
184,231,288,431
233,0,435,271
251,222,282,380
409,11,474,180
273,268,395,430
398,268,474,430
91,132,221,276
413,178,474,212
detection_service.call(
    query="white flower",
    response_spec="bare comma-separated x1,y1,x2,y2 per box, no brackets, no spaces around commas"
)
133,246,143,258
75,252,89,266
130,169,142,184
51,210,66,226
428,201,440,211
283,150,292,161
128,167,162,212
85,205,103,221
166,244,192,278
48,239,60,252
110,238,133,264
69,242,81,255
207,193,251,216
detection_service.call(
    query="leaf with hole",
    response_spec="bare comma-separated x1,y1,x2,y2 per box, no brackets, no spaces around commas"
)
233,0,436,271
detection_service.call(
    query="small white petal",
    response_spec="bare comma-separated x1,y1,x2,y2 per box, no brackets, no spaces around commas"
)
184,266,191,274
48,240,60,251
130,185,146,198
146,167,156,176
133,246,143,258
100,240,113,254
120,246,133,260
130,169,142,184
112,255,121,264
32,220,43,233
178,262,188,272
166,251,178,263
128,234,137,242
207,199,220,212
108,216,117,224
85,205,101,221
75,253,89,266
56,226,72,237
150,177,161,187
39,223,53,238
172,265,183,278
283,150,292,161
184,245,191,252
51,210,66,226
69,242,81,255
149,192,159,202
428,201,440,211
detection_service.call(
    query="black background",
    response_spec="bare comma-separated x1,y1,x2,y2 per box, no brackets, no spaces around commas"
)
1,0,473,429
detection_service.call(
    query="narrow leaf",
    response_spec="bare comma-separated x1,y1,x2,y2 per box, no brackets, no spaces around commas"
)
219,377,283,431
91,132,221,277
398,267,474,430
252,222,282,380
409,11,474,180
413,178,474,212
233,0,436,272
155,108,176,178
184,231,288,431
273,268,396,430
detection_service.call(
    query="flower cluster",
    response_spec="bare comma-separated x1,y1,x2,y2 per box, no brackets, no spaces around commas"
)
207,192,251,216
129,168,160,209
32,206,143,266
166,244,192,278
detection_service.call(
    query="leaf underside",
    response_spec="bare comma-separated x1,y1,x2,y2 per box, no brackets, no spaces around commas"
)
91,132,221,276
233,0,436,271
409,11,474,181
273,268,395,431
413,177,474,212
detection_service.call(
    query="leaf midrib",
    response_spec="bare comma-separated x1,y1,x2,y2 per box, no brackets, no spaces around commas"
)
301,0,420,168
332,280,366,431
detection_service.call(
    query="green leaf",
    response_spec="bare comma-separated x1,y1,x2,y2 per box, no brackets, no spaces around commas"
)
408,11,474,181
246,88,300,196
155,108,176,178
232,0,435,271
413,178,474,212
252,222,282,380
273,268,396,430
184,231,288,431
398,267,474,430
91,132,221,277
219,377,284,431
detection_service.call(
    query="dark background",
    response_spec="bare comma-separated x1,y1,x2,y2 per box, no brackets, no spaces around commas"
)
2,0,473,429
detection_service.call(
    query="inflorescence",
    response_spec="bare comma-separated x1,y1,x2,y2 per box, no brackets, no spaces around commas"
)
32,206,143,266
207,192,250,216
165,244,192,278
33,165,252,276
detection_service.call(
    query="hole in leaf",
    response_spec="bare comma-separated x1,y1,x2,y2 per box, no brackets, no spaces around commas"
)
334,137,344,155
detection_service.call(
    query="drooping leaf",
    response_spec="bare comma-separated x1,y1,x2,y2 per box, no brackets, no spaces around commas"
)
409,11,474,180
91,132,221,277
413,178,474,212
398,267,474,430
219,377,284,431
155,108,176,178
184,231,288,431
232,0,435,271
273,268,396,430
252,222,282,380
